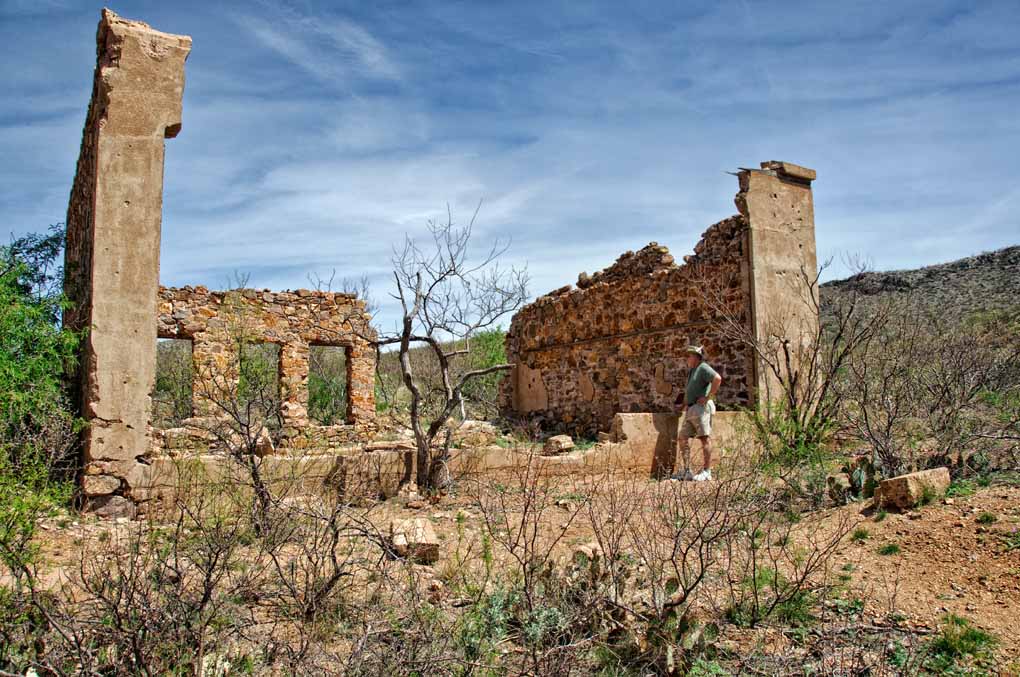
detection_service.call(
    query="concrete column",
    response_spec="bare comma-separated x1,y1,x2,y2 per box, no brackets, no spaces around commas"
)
64,10,191,517
738,161,820,406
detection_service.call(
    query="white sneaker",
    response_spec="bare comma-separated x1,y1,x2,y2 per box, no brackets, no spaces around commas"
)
693,469,712,482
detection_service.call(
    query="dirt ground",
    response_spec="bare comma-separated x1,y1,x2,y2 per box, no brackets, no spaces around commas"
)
833,484,1020,660
25,474,1020,671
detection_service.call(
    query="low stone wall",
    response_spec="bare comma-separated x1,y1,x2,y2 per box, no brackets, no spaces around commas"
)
137,412,751,513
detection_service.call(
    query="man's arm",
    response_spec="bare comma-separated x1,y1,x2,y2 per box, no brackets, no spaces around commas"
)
697,371,723,406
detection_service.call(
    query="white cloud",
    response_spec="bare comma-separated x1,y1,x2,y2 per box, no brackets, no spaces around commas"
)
230,6,400,89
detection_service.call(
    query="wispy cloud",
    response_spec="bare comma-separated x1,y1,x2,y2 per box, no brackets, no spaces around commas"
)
231,4,400,89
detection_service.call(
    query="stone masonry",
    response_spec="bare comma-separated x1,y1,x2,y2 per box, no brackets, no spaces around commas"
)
63,11,192,517
501,162,819,437
155,285,377,456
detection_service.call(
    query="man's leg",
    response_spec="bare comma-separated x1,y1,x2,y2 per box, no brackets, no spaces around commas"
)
699,436,712,478
671,423,695,480
678,434,691,474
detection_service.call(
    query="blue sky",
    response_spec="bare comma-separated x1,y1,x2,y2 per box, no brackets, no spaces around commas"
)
2,1,1019,330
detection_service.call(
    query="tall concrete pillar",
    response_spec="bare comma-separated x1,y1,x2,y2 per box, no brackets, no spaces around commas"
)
64,10,191,517
738,161,819,406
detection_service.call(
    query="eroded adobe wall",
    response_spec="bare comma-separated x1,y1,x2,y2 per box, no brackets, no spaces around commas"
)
154,286,377,457
64,10,191,517
501,162,817,436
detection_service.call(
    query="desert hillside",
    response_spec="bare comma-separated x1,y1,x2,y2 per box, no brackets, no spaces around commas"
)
821,245,1020,317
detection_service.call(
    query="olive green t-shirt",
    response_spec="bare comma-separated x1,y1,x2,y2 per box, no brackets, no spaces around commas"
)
685,361,719,406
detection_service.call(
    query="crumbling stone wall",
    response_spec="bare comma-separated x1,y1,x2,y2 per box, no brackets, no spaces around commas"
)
154,286,377,456
63,10,191,517
501,162,818,436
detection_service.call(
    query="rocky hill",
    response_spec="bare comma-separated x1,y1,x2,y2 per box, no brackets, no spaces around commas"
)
821,245,1020,317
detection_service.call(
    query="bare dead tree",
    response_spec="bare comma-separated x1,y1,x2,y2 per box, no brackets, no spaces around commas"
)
378,207,529,490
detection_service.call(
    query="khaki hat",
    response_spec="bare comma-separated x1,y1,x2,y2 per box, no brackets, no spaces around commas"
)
684,345,704,357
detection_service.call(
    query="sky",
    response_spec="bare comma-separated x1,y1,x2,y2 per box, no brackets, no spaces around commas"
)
2,0,1019,331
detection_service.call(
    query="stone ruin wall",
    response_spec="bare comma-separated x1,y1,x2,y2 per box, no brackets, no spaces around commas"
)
500,220,755,437
154,286,377,457
501,162,819,437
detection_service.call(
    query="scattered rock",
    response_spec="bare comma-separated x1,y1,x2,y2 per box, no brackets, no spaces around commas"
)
427,578,445,603
85,495,137,520
543,434,575,455
454,420,499,446
874,467,951,511
389,518,440,564
254,428,275,458
397,482,427,509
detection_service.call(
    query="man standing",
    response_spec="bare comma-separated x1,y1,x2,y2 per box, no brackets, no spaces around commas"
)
672,345,722,481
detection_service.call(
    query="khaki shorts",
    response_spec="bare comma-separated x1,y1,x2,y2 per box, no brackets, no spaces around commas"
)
680,401,715,438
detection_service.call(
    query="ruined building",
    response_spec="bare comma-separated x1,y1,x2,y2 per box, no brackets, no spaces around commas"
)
63,12,376,517
500,161,819,436
61,11,819,514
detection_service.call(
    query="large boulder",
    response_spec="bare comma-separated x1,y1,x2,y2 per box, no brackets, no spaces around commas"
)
389,518,440,564
875,467,951,510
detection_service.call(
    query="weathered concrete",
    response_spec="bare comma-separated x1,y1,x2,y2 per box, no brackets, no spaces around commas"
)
63,10,191,515
608,411,747,477
501,162,818,435
389,518,441,564
542,434,575,455
742,161,820,404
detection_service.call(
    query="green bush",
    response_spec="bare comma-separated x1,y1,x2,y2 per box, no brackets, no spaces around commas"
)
308,345,348,425
877,543,900,556
0,226,80,580
976,512,997,525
